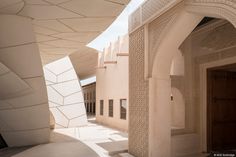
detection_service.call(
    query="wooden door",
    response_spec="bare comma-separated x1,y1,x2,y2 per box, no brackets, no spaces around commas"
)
207,70,236,151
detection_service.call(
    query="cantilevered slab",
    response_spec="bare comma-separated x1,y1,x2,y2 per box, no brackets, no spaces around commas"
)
0,0,130,78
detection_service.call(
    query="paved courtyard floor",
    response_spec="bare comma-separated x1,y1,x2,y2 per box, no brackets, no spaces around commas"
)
1,118,128,157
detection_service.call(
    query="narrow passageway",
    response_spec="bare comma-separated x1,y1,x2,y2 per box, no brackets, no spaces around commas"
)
1,120,128,157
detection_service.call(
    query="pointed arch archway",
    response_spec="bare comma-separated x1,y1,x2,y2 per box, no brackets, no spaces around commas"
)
148,1,236,156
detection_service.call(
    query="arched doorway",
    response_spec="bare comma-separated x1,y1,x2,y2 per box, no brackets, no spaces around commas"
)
149,2,236,156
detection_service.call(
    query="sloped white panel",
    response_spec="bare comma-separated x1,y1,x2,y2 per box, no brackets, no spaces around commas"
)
60,0,123,17
33,20,74,33
0,1,24,14
0,100,12,110
1,128,50,147
0,0,130,79
45,0,70,5
51,80,81,97
46,86,63,105
0,104,49,131
43,68,57,83
59,18,114,32
57,69,77,83
0,15,50,147
0,62,9,75
51,32,99,43
24,0,49,5
64,92,84,105
48,101,60,108
0,0,22,8
33,25,58,35
19,5,81,20
50,107,68,127
6,77,48,108
58,103,85,119
44,56,87,128
0,15,35,47
0,43,43,78
68,115,87,127
0,72,30,99
35,34,57,42
45,57,72,75
44,39,84,48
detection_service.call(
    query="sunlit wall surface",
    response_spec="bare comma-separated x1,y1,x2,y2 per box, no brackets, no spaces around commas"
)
44,57,87,128
0,15,50,147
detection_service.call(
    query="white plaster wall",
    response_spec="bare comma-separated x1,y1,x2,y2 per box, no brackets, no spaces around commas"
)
171,87,185,129
96,35,129,131
0,15,50,147
44,56,87,128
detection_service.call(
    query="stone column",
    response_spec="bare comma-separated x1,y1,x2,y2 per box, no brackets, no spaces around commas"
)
149,77,172,157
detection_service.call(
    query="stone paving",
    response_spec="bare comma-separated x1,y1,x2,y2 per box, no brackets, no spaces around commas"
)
1,119,128,157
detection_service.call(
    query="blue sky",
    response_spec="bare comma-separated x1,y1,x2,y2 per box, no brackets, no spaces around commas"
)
80,0,145,85
87,0,145,52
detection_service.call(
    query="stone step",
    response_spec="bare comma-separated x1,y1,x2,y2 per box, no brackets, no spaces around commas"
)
97,140,128,156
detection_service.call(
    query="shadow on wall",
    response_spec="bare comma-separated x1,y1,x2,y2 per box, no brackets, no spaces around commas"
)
43,57,87,128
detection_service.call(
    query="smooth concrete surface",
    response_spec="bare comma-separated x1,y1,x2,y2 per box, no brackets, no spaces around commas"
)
12,142,99,157
0,0,130,79
11,120,128,157
0,15,50,147
44,56,87,128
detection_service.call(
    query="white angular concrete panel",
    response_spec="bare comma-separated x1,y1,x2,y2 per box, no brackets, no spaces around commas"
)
0,15,50,147
6,77,48,108
0,0,22,8
69,115,87,127
44,57,87,128
58,103,85,119
64,92,84,105
0,104,49,131
0,72,30,99
0,43,43,78
0,15,35,48
60,0,123,17
51,32,99,43
60,18,114,32
0,62,9,74
2,128,50,147
33,20,74,33
45,56,72,75
0,0,24,14
57,69,77,83
19,5,80,20
51,80,81,97
46,86,63,105
0,0,130,79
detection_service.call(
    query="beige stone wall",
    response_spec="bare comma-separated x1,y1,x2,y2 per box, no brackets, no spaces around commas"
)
96,35,129,132
128,19,236,157
129,27,149,157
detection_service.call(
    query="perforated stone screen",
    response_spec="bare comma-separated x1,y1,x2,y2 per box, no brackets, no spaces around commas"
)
129,27,149,157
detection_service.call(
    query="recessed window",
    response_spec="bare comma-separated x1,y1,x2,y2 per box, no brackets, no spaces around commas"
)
93,102,96,114
120,99,127,120
100,100,104,115
109,99,113,117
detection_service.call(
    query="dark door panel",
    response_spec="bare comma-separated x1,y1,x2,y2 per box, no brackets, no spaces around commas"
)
207,70,236,151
